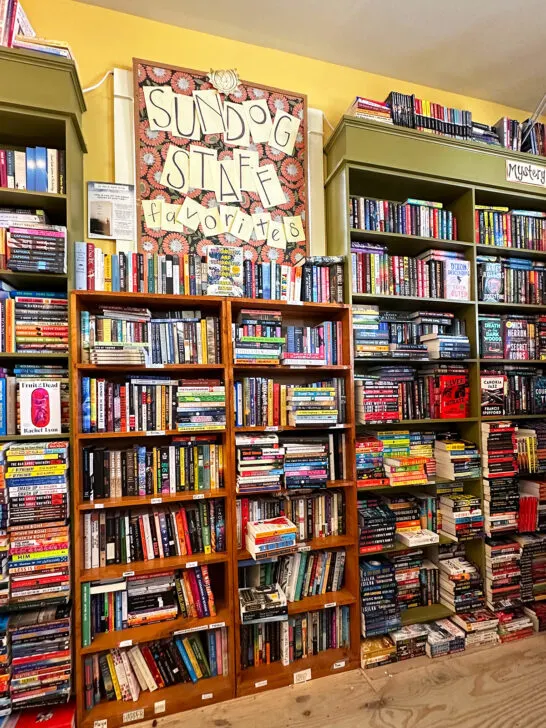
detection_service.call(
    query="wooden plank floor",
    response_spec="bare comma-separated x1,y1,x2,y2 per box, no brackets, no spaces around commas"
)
138,634,546,728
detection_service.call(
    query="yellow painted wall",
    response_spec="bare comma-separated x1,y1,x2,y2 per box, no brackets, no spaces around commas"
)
24,0,535,191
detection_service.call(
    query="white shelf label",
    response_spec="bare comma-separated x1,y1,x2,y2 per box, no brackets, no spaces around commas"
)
186,561,198,568
174,624,209,636
94,503,104,509
324,602,337,609
298,545,311,552
122,709,144,724
154,701,166,714
333,660,346,670
119,639,132,648
149,363,165,369
209,622,225,629
289,366,306,369
94,721,107,728
265,425,279,431
122,571,135,577
147,430,165,436
201,693,213,700
293,668,311,684
255,680,268,688
291,301,304,306
193,493,205,500
151,497,162,504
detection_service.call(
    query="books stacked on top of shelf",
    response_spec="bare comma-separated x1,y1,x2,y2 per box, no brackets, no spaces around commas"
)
356,436,388,488
423,619,466,658
0,148,65,195
438,494,483,542
235,434,284,494
282,320,342,366
84,626,228,708
284,490,345,542
76,243,345,303
11,36,74,61
9,605,72,709
358,497,396,554
434,435,481,481
396,530,439,547
1,225,66,274
236,497,282,550
383,456,429,488
450,608,500,648
494,118,521,151
496,609,535,643
233,309,283,366
420,332,470,361
176,379,226,432
347,97,393,124
0,291,68,354
360,557,400,638
82,500,226,569
82,436,224,500
80,306,221,366
476,206,546,250
439,557,484,614
521,120,546,157
481,421,519,536
283,436,330,489
350,246,470,300
354,375,399,424
382,493,420,534
471,122,500,147
484,538,522,612
0,1,35,48
239,583,287,624
361,635,397,669
350,196,458,239
245,517,297,561
390,623,429,660
524,603,546,631
276,550,346,602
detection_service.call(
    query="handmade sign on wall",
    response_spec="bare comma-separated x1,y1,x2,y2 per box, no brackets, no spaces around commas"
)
134,59,308,265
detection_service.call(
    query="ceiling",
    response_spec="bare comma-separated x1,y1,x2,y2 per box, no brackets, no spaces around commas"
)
79,0,546,113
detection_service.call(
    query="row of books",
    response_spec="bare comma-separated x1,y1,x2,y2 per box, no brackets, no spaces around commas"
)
0,291,68,354
81,306,222,366
244,517,297,561
386,91,473,142
353,306,469,360
80,377,226,434
354,363,470,423
234,378,346,428
476,206,546,250
82,437,224,500
75,243,345,303
481,368,546,416
479,313,546,361
351,244,470,299
356,429,437,488
82,500,226,570
0,0,34,48
478,256,546,305
84,627,228,709
0,147,65,194
0,225,67,274
349,196,458,240
81,566,217,646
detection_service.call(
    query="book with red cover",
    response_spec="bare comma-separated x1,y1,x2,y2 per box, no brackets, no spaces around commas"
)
15,702,75,728
439,374,469,418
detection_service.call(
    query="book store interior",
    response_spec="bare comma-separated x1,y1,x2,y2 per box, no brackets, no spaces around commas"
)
1,1,546,726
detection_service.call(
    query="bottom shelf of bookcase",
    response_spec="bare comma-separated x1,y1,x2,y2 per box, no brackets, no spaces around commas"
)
400,604,454,626
237,647,358,696
81,674,234,728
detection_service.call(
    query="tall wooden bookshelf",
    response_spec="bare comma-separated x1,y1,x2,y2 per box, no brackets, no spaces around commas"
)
70,292,360,728
324,116,546,635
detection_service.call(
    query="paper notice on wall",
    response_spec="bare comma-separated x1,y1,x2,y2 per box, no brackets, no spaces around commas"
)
88,182,136,241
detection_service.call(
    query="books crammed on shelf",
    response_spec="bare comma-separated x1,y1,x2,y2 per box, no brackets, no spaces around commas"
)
0,147,65,194
350,197,458,240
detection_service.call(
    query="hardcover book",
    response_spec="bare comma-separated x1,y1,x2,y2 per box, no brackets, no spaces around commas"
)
444,259,470,300
205,245,244,297
19,380,61,435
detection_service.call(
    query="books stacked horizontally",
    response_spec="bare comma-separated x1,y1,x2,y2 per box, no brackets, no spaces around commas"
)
434,435,481,481
3,225,66,274
524,603,546,632
358,497,396,554
390,624,429,660
284,490,345,541
424,619,465,658
11,36,74,61
484,538,522,612
382,493,421,534
283,321,342,366
352,306,392,360
277,550,346,601
245,517,297,561
286,381,345,427
356,436,388,488
235,434,284,494
347,96,393,124
355,376,399,424
384,456,429,487
176,379,226,432
481,421,519,536
236,497,283,550
360,557,401,637
439,557,484,614
514,533,546,604
9,604,72,709
83,627,228,708
421,331,471,360
361,635,397,669
438,494,483,542
471,121,500,147
451,609,500,648
496,609,534,643
283,436,329,489
391,550,425,611
0,148,65,194
396,530,439,547
350,196,458,240
239,584,287,624
233,309,283,365
0,291,69,354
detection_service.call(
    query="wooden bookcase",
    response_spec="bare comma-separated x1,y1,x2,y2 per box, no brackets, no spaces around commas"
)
70,292,360,728
324,116,546,634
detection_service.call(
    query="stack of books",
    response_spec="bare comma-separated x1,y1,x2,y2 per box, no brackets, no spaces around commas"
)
355,376,399,424
352,306,392,359
524,603,546,632
420,332,471,360
434,435,481,481
233,309,284,365
283,436,329,489
383,456,429,487
451,609,500,648
438,494,484,542
286,382,343,427
350,196,458,240
481,421,520,536
382,493,421,533
347,96,393,124
11,35,74,62
0,1,34,47
396,530,439,548
360,557,400,637
277,550,346,601
236,497,283,550
0,291,69,354
514,533,546,604
471,121,500,147
496,609,534,643
424,619,466,658
358,498,396,554
361,635,397,669
239,583,287,624
0,148,65,194
439,557,485,613
484,538,522,612
0,615,7,714
176,379,226,432
3,225,66,274
282,321,342,366
391,550,426,611
284,490,345,541
235,434,284,494
355,436,388,487
234,377,286,427
390,624,429,660
245,516,297,561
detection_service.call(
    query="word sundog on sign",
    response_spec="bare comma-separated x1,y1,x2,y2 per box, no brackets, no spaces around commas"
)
135,60,308,259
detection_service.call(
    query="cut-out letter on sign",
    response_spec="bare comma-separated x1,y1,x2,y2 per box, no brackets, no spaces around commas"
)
230,209,254,243
267,219,287,249
176,196,202,231
193,90,225,134
199,205,222,237
254,164,287,208
215,160,242,204
233,149,258,192
219,205,237,234
143,87,173,131
161,203,185,232
160,146,189,193
171,94,201,140
242,99,272,144
224,101,250,146
251,212,271,241
269,110,300,156
189,145,217,191
283,215,305,243
142,200,162,230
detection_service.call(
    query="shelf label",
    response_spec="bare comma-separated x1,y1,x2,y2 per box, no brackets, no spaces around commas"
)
209,622,225,629
290,301,304,306
146,430,165,436
289,366,306,369
186,561,198,568
265,425,279,431
293,668,311,684
255,680,268,688
122,709,144,724
94,721,107,728
119,639,132,648
122,571,135,577
149,363,165,369
173,624,209,635
324,602,336,609
506,159,546,188
333,660,346,670
202,693,213,700
93,503,104,509
298,545,311,553
154,701,166,714
193,493,205,500
151,497,162,504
